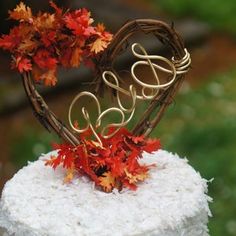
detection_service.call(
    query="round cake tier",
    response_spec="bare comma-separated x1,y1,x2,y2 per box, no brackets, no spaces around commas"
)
0,150,211,236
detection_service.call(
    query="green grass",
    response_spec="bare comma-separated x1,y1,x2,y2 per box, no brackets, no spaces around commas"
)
153,0,236,35
11,69,236,235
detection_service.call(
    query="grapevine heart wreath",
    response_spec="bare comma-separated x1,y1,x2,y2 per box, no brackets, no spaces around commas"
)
0,2,191,192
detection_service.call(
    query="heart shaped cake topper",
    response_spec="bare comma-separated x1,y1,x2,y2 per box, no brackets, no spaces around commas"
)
21,19,190,147
1,2,191,191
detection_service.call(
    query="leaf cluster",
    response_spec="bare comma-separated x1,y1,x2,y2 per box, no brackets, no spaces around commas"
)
46,127,161,192
0,1,113,86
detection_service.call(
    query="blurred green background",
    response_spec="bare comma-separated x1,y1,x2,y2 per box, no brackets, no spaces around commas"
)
1,0,236,235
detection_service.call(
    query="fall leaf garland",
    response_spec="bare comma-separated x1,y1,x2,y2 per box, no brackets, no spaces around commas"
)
0,1,113,86
45,128,161,192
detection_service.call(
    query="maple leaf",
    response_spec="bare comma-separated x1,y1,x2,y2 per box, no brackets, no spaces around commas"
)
110,157,125,177
40,69,57,86
0,27,21,51
143,139,161,153
33,49,57,70
45,155,62,169
96,23,105,33
8,2,33,22
34,13,56,30
40,31,56,47
124,168,149,184
0,35,17,51
15,56,32,73
63,152,75,169
99,171,115,192
64,9,95,36
18,39,38,53
90,38,108,54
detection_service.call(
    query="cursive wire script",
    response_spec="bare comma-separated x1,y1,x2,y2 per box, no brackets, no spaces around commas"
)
68,43,191,146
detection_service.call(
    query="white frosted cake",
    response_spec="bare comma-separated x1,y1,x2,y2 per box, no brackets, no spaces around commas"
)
0,150,211,236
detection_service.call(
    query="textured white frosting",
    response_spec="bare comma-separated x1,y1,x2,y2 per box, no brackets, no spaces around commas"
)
0,150,212,236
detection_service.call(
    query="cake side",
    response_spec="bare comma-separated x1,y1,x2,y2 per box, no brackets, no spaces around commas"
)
0,150,212,236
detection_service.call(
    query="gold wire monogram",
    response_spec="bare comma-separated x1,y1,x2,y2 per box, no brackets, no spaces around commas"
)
68,43,191,146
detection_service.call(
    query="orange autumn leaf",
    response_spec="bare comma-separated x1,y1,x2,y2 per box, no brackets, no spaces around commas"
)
90,38,108,54
40,69,57,86
99,172,115,192
96,23,105,33
70,47,83,67
9,2,32,22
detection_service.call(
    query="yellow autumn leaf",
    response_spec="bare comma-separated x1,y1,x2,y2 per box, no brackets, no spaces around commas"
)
34,13,55,29
9,2,32,22
18,39,38,52
99,171,115,192
64,167,75,184
125,169,149,184
90,38,108,54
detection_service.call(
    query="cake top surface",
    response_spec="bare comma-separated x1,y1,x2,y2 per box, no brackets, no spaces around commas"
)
0,150,211,236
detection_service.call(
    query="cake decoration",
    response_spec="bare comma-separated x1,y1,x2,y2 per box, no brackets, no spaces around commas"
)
0,1,191,192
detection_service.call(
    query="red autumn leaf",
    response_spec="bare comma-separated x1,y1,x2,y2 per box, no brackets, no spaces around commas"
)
0,35,17,50
63,152,75,169
143,139,161,153
40,31,56,47
0,27,21,51
45,155,62,169
130,135,145,144
15,57,32,73
123,179,138,191
110,157,125,177
64,9,95,36
49,1,63,16
33,49,57,70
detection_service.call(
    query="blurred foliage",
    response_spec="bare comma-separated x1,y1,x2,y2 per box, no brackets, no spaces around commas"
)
154,0,236,35
150,70,236,236
11,129,57,168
